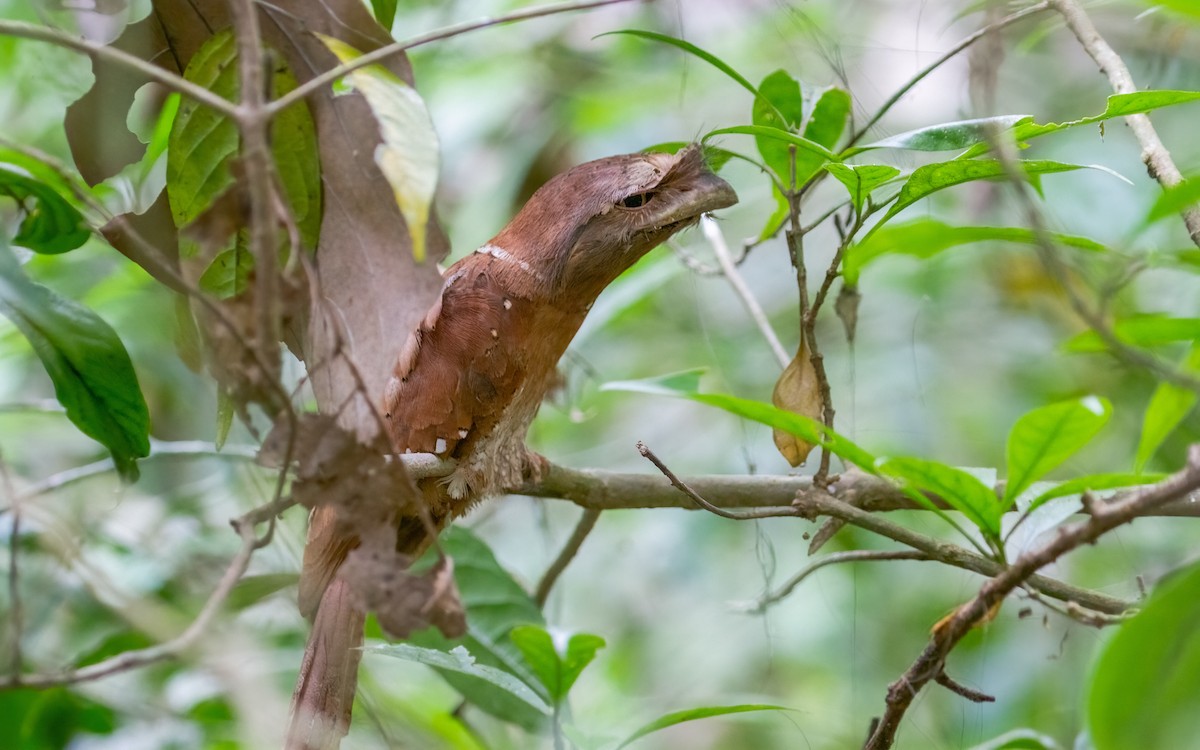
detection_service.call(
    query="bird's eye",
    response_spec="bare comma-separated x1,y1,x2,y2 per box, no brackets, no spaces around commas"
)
619,192,654,208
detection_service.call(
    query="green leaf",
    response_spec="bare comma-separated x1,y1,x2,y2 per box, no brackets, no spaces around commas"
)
598,30,758,97
1089,559,1200,750
0,248,150,481
370,0,397,30
601,370,876,470
1155,0,1200,19
1135,343,1200,471
751,70,805,184
0,167,89,254
167,31,239,233
757,184,790,242
1063,314,1200,353
318,35,437,262
226,572,298,611
875,159,1122,229
409,527,547,731
961,91,1200,158
3,687,116,749
844,218,1105,284
802,86,851,150
1146,177,1200,224
270,62,322,251
368,643,552,717
1025,472,1166,516
168,31,321,254
823,163,901,216
1004,396,1111,504
705,125,838,164
877,457,1002,538
510,625,605,703
853,114,1031,154
197,244,253,299
215,388,235,451
615,704,791,749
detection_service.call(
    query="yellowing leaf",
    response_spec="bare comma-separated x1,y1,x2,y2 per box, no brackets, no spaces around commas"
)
317,35,439,262
771,341,823,466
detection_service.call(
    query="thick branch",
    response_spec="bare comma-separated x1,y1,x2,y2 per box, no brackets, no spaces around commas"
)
516,462,1200,518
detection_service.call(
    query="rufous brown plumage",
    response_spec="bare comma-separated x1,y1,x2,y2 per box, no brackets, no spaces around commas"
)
287,144,737,749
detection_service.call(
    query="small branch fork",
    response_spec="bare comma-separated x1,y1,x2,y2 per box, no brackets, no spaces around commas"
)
862,445,1200,750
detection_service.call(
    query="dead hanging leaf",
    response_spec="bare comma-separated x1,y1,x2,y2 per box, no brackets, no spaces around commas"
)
260,412,414,532
772,339,823,467
339,538,466,640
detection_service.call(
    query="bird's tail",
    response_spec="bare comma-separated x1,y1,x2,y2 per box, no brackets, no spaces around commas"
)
285,577,367,750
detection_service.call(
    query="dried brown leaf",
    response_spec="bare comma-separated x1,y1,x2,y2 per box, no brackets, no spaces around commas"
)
771,339,823,467
340,544,466,640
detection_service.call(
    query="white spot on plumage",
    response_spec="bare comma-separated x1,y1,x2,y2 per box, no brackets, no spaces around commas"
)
476,243,543,280
503,298,512,310
434,437,448,453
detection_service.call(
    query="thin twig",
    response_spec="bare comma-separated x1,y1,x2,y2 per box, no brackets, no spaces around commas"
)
1048,0,1200,246
535,509,601,608
0,21,238,117
0,400,65,415
847,2,1051,147
934,671,994,703
229,0,285,397
862,445,1200,749
783,146,838,483
701,216,790,368
269,0,636,115
637,442,798,520
749,550,931,613
0,453,21,679
791,490,1132,616
0,497,281,690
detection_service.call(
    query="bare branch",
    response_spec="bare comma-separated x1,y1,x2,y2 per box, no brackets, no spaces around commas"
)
792,490,1132,616
637,442,798,521
535,508,601,608
268,0,637,116
749,550,931,613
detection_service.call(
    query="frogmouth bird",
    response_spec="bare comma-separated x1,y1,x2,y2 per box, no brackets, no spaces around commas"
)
288,144,737,748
